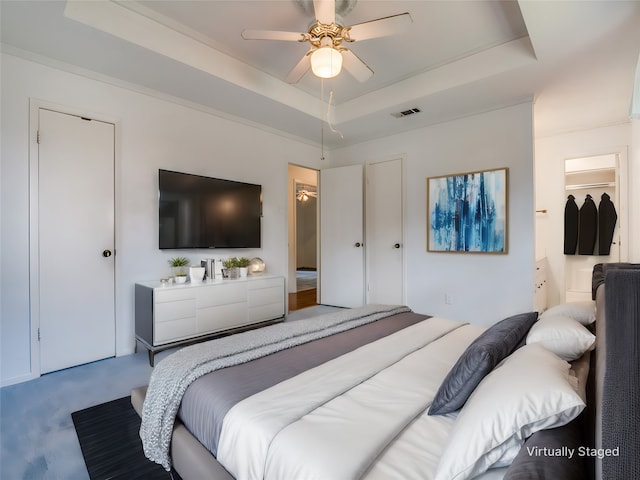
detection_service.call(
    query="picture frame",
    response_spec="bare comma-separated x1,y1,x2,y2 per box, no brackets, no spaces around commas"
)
427,167,508,253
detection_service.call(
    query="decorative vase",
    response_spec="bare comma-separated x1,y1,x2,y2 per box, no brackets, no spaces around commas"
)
239,267,248,277
248,257,266,275
189,266,205,284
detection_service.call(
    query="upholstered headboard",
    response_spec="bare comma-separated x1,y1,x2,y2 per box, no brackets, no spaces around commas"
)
592,263,640,480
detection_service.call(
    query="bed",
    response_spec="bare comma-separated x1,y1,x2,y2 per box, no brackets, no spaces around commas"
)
131,264,640,480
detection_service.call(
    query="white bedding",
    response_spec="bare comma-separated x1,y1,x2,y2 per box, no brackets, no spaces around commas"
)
217,317,487,480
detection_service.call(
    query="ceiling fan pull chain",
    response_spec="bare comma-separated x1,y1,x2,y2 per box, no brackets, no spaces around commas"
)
326,90,344,139
320,79,326,160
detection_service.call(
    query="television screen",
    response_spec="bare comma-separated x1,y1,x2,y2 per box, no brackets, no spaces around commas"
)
159,169,261,249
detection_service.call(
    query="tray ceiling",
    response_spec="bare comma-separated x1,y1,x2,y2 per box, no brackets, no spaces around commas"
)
1,1,639,148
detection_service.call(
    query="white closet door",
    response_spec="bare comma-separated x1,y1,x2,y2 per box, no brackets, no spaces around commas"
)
319,165,365,308
366,158,404,305
38,109,115,374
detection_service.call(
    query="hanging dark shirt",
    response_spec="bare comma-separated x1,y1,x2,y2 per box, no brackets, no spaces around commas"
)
578,194,597,255
598,192,617,255
564,194,579,255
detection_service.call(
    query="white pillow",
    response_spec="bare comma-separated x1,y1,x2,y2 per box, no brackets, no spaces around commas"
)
540,301,596,325
434,344,585,480
526,315,595,361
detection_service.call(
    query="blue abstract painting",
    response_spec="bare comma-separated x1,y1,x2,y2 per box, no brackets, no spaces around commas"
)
428,168,507,253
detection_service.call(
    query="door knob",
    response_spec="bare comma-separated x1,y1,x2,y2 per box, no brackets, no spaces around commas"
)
354,242,362,247
393,243,401,249
102,249,112,258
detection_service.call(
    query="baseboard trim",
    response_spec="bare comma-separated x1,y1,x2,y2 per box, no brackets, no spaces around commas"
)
1,371,39,387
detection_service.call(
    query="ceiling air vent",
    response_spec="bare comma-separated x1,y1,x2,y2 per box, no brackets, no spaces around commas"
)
391,107,421,118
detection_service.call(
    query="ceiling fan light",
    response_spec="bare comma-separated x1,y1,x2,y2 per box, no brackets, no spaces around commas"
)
310,46,343,79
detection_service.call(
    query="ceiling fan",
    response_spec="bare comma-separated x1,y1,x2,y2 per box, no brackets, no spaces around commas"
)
296,185,318,202
242,0,412,84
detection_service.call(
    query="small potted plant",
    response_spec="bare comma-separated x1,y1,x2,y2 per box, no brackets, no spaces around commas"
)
237,257,251,277
168,256,190,283
222,257,240,279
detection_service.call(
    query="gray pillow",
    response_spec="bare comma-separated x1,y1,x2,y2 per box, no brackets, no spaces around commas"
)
428,311,538,415
504,419,586,479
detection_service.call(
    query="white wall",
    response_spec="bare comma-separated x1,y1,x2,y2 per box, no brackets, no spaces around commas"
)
534,123,633,307
329,102,535,327
0,53,321,385
631,119,640,262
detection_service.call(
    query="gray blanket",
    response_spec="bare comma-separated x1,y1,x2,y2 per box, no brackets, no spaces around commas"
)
140,304,411,470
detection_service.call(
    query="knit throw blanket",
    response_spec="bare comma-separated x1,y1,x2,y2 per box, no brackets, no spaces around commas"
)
140,304,411,470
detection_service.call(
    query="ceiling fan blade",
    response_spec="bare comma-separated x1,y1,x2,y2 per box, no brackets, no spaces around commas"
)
242,29,305,42
342,49,373,82
346,13,412,42
313,0,335,25
286,52,312,84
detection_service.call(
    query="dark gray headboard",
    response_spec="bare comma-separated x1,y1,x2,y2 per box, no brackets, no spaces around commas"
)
593,263,640,480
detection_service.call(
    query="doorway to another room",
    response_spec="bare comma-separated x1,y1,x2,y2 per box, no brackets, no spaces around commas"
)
288,165,319,312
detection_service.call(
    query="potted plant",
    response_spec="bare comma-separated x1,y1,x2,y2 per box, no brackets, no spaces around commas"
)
168,256,190,283
237,257,251,277
222,257,240,279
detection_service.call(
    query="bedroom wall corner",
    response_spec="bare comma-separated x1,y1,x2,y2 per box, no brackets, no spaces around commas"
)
0,52,322,385
330,102,535,327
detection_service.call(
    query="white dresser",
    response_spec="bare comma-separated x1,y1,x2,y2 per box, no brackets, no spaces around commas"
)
534,258,548,313
135,275,285,365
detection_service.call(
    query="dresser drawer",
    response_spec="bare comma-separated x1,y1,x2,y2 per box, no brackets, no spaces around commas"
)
197,302,248,334
248,277,284,290
197,283,246,308
249,302,284,322
155,298,196,323
155,288,196,304
154,316,197,344
248,286,283,307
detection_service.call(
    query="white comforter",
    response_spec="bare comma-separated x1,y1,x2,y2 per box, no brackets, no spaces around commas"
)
217,316,486,480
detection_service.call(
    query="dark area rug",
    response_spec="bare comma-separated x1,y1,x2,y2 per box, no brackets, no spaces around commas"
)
72,396,181,480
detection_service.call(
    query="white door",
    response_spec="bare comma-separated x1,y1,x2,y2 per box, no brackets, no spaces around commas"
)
366,158,404,304
38,108,116,374
319,165,365,307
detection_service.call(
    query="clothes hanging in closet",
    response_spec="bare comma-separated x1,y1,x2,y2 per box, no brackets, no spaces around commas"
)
578,194,597,255
564,194,579,254
598,192,617,255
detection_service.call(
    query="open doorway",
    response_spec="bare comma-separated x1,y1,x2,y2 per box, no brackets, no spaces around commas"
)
288,165,319,311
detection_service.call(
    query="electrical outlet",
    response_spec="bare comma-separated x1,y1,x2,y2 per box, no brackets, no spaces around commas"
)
445,294,454,305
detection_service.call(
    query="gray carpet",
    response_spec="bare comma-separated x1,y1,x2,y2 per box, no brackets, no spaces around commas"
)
0,304,339,480
1,352,156,480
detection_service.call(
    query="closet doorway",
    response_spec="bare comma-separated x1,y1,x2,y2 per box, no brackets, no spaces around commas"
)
563,152,628,302
288,165,319,311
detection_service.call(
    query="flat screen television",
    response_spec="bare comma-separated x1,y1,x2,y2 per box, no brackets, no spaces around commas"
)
159,169,262,249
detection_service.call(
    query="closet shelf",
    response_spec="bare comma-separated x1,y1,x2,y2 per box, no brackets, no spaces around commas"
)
565,167,615,175
565,182,615,190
